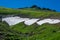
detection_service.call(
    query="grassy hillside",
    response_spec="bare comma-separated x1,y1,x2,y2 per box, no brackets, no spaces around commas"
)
0,6,60,40
0,6,60,18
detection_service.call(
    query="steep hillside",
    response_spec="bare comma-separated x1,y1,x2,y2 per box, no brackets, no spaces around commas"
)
0,6,60,40
0,6,60,18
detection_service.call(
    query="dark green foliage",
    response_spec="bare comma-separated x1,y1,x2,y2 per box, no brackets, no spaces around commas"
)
30,5,38,8
53,10,56,12
1,22,60,40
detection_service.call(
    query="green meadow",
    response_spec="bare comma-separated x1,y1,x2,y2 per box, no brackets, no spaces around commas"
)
0,6,60,40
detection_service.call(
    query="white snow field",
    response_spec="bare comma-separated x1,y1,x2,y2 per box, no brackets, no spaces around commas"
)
2,16,29,26
24,19,39,25
2,16,60,26
37,19,60,25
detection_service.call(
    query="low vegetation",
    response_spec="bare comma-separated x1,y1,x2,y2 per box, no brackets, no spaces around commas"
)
0,5,60,40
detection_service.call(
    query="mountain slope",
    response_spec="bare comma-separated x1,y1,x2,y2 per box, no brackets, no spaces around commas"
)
0,6,60,40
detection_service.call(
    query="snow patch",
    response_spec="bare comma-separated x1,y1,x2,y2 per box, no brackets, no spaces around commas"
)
24,19,39,25
2,16,29,26
2,17,60,26
37,19,60,25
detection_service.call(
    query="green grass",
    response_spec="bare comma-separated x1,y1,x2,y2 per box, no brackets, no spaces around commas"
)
0,7,60,18
0,7,60,40
2,22,60,40
10,23,60,40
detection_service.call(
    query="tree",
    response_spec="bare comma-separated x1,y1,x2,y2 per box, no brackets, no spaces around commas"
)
42,8,52,11
30,5,41,10
30,5,38,8
42,8,46,10
53,10,56,12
